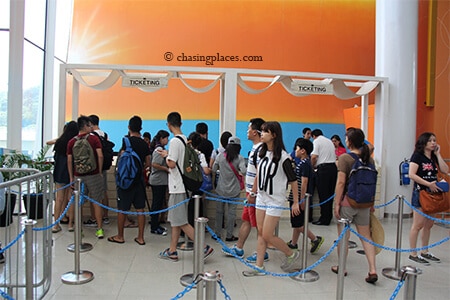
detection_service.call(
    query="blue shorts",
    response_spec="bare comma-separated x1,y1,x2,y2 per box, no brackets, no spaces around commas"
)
411,188,420,208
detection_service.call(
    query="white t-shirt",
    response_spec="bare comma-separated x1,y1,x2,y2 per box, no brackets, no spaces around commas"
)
167,134,186,194
311,135,336,165
245,142,262,192
257,150,292,203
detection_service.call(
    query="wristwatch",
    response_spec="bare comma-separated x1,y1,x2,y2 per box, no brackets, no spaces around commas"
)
249,192,257,197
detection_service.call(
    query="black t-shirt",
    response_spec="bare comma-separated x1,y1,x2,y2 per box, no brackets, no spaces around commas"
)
120,136,151,166
410,152,437,190
198,138,214,163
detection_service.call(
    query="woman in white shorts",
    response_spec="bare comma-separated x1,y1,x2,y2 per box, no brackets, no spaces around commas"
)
243,121,301,276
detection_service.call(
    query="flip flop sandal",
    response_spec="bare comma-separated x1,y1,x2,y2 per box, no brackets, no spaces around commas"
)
134,238,145,246
107,236,125,244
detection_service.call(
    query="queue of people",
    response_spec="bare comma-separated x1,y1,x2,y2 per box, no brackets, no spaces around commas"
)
46,112,448,286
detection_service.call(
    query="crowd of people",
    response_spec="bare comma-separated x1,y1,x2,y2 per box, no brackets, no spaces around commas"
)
47,112,448,285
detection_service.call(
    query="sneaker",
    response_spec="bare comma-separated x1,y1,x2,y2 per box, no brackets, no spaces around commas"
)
204,245,215,260
83,219,97,227
159,248,179,262
0,248,5,264
102,217,110,225
222,244,244,258
95,228,104,239
420,252,440,263
310,236,324,254
280,250,301,272
151,227,168,236
286,240,298,249
245,252,269,263
242,265,266,277
409,255,430,265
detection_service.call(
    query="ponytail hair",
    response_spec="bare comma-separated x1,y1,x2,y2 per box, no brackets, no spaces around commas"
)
346,127,370,163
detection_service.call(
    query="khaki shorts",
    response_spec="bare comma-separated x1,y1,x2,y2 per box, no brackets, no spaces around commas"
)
339,205,370,226
168,192,189,227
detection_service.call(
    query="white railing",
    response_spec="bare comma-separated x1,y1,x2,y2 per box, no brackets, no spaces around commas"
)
0,169,54,300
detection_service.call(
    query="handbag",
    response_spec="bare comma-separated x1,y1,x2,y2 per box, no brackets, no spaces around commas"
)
225,154,245,190
419,189,449,214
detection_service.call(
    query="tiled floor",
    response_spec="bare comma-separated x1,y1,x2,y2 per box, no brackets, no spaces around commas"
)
44,214,450,300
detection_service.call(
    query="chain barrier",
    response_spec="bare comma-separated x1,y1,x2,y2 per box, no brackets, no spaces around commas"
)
170,273,202,300
403,197,450,225
2,180,448,300
218,278,232,300
211,224,349,277
0,290,14,300
374,196,398,209
0,229,25,255
389,273,406,300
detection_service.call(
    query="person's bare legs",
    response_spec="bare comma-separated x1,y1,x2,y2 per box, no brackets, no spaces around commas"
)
102,191,109,219
93,203,103,229
262,215,293,257
169,226,182,253
421,218,434,253
409,210,426,257
236,220,251,249
290,227,302,246
356,224,377,274
53,183,65,230
136,209,145,244
255,209,267,268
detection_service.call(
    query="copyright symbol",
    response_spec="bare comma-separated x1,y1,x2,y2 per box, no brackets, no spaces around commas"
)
164,52,173,61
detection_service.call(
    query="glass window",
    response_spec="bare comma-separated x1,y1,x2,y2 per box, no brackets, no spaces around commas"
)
22,41,44,154
0,0,9,29
24,0,46,48
0,31,9,148
55,0,73,61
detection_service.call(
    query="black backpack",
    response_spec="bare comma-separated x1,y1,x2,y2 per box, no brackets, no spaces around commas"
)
92,131,115,170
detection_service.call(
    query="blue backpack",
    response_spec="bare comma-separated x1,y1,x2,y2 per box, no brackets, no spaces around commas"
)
115,137,142,190
346,152,378,208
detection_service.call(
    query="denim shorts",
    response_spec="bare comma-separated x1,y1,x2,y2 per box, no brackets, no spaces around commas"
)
411,188,420,208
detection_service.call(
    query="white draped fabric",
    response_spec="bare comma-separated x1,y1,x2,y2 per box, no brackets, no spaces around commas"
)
70,68,378,99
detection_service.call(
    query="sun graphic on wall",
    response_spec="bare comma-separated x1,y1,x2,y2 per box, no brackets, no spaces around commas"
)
68,4,133,64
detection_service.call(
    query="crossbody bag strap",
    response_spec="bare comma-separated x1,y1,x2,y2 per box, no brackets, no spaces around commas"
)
224,153,240,180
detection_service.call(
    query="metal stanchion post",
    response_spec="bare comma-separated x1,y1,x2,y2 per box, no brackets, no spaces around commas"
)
180,215,208,289
401,266,422,300
23,219,37,300
67,179,93,253
291,193,319,282
177,194,196,251
204,271,218,300
383,195,404,280
61,190,94,284
336,218,350,300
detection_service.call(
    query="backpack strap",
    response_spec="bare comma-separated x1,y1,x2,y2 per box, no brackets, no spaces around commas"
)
174,135,190,196
123,136,132,151
174,137,185,176
252,144,262,167
348,152,359,162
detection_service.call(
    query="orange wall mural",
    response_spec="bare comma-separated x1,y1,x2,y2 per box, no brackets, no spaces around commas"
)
68,0,448,161
69,0,375,124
